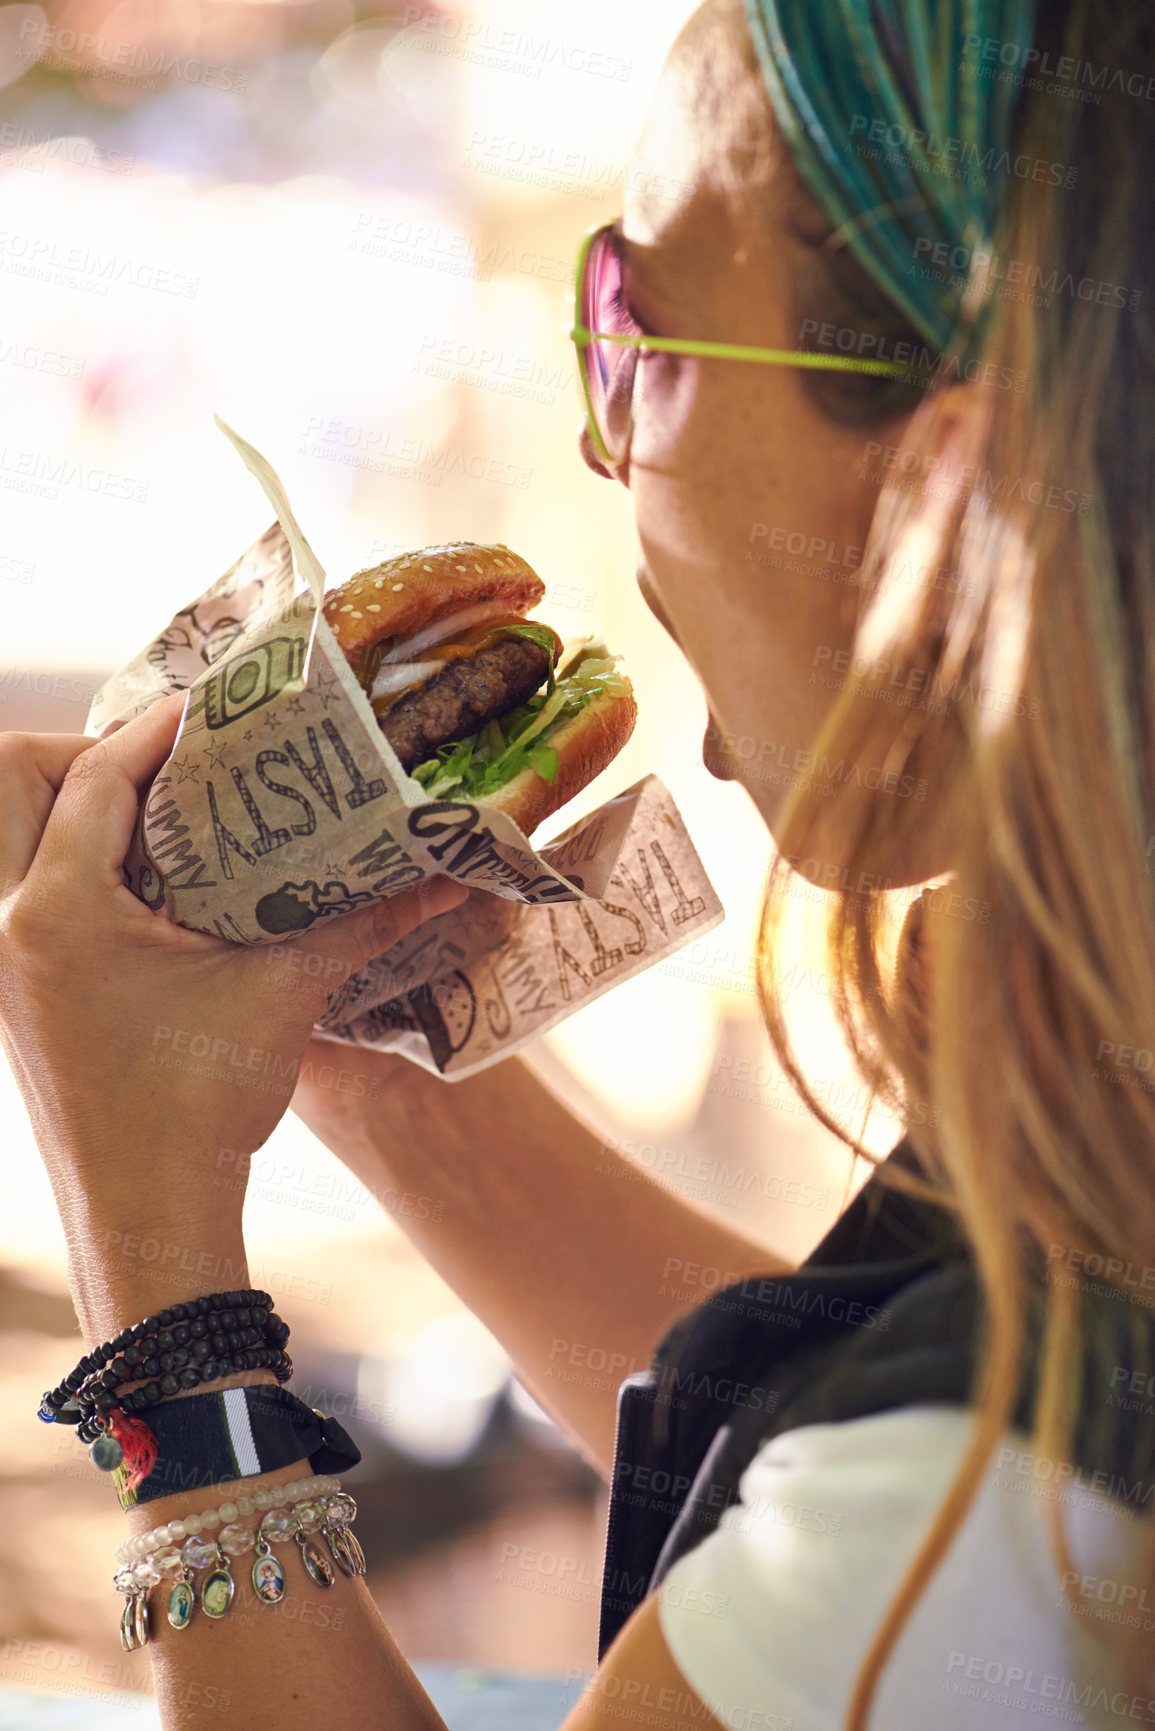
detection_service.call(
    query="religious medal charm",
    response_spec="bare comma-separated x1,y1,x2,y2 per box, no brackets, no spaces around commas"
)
297,1532,336,1588
198,1543,236,1619
251,1537,287,1604
167,1564,196,1631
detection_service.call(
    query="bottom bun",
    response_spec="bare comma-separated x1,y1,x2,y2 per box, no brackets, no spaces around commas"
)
472,679,637,837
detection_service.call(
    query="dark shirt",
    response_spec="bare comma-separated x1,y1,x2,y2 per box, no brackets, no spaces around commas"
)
599,1135,1155,1656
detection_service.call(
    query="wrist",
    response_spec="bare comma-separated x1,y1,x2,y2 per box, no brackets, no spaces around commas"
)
121,1451,316,1533
68,1230,251,1348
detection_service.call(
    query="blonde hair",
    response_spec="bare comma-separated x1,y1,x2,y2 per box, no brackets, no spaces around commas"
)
717,0,1155,1722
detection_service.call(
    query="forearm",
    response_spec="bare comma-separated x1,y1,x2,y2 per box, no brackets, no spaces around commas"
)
293,1049,791,1475
122,1454,446,1731
66,1245,446,1731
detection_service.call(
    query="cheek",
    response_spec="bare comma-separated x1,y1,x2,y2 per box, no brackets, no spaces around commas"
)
633,355,878,569
630,361,891,780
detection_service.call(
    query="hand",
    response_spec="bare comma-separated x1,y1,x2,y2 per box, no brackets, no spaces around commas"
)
0,696,467,1335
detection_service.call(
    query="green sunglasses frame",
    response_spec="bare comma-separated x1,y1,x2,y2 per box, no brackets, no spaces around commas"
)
568,221,930,468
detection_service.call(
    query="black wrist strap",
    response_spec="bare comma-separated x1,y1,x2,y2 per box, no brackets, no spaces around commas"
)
121,1386,361,1509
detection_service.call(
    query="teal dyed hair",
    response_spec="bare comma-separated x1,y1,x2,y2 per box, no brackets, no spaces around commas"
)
743,0,1037,352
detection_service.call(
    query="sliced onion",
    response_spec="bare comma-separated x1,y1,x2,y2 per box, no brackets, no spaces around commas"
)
369,659,446,703
376,601,519,668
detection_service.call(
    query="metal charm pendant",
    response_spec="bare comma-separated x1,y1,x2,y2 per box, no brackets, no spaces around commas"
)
90,1430,124,1472
167,1572,196,1631
120,1597,138,1652
251,1538,286,1605
323,1525,357,1577
133,1591,150,1648
297,1534,335,1588
201,1566,235,1619
323,1524,364,1576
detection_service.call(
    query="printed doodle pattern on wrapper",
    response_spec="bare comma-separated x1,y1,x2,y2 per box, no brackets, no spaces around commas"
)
87,522,298,735
85,421,725,1079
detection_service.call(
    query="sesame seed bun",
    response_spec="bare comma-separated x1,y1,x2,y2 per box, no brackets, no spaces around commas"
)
322,543,544,670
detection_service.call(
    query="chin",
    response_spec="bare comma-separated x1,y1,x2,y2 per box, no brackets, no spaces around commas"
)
702,713,736,780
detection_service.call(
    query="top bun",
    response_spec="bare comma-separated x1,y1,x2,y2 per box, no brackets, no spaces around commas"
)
322,542,545,670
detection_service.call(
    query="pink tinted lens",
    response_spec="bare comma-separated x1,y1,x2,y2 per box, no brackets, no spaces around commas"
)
582,227,640,462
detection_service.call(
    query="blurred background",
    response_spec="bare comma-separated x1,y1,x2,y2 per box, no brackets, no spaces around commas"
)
0,0,907,1710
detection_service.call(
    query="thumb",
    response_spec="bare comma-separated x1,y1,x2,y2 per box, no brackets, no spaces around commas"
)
297,874,470,985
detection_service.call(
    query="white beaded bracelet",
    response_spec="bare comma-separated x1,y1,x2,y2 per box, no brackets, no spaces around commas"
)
116,1472,341,1564
113,1482,363,1651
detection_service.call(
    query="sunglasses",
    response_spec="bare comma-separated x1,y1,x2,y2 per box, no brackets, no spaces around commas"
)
569,221,928,469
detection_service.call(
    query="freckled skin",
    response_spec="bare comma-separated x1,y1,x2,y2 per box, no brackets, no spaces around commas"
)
578,1,963,889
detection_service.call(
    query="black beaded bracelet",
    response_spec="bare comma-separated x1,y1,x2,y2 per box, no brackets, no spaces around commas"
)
75,1341,294,1441
74,1315,288,1421
38,1291,280,1427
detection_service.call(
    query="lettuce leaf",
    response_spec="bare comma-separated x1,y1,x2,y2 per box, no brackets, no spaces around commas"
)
497,622,561,696
411,647,627,800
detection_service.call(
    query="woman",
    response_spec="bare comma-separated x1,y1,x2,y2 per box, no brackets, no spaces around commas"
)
2,0,1153,1725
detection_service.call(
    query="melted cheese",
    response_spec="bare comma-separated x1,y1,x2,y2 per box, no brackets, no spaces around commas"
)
368,616,563,713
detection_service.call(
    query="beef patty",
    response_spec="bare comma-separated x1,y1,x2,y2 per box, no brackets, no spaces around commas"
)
380,634,552,773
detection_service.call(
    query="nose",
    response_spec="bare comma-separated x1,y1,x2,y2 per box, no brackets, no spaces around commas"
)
578,420,628,485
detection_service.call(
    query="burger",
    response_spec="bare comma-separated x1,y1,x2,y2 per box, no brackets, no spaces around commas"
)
321,541,636,836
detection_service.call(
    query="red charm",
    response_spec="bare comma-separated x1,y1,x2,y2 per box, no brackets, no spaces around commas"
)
107,1408,158,1492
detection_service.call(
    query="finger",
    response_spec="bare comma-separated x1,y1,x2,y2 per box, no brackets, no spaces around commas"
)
31,692,188,892
288,875,471,983
0,732,100,894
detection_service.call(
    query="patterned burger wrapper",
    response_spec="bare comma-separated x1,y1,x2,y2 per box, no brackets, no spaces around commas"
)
85,420,724,1076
